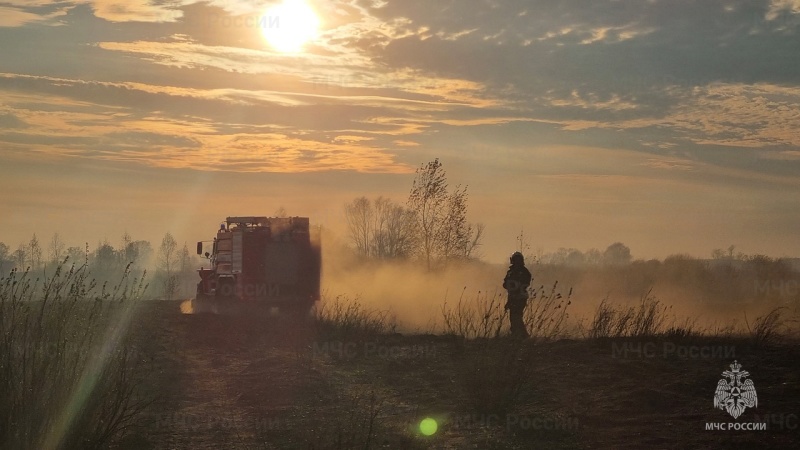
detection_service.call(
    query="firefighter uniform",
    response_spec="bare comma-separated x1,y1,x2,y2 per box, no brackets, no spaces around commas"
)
503,252,532,338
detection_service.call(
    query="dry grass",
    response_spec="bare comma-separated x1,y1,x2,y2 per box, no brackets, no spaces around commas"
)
588,290,671,338
0,260,150,449
440,288,507,339
305,390,388,450
440,282,573,341
746,307,789,346
313,294,397,342
438,283,573,414
456,339,537,415
525,282,572,340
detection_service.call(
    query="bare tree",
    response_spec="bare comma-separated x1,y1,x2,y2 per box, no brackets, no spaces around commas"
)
438,185,469,262
66,246,85,266
13,244,27,270
372,197,414,259
0,242,9,274
120,232,133,264
48,233,65,265
461,222,485,259
407,159,449,270
344,197,373,258
177,242,197,297
407,159,482,268
157,233,180,300
344,196,416,260
28,234,42,271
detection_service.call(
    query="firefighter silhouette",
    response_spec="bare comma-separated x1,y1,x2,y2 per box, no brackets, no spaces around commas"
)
503,252,532,338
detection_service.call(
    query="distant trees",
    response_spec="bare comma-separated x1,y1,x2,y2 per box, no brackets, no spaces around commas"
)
535,242,633,266
178,242,195,298
603,242,632,265
120,234,153,271
153,233,197,300
92,240,118,279
66,246,86,266
48,233,65,265
157,233,180,301
344,196,414,259
343,158,484,268
0,231,199,299
27,234,42,271
345,197,372,257
13,244,26,269
0,243,9,274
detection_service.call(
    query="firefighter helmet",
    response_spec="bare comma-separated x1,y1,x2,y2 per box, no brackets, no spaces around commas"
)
510,251,524,265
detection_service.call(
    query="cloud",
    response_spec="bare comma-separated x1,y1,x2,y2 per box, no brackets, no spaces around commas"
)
1,0,799,186
546,90,639,111
392,139,419,147
91,0,189,23
0,4,70,27
95,38,500,109
760,150,800,160
0,6,47,27
537,83,800,150
0,73,415,173
641,158,695,171
766,0,800,20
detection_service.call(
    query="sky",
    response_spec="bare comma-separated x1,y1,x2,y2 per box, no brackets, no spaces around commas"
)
1,0,799,263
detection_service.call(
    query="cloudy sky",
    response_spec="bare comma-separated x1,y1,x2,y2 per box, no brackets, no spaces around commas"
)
1,0,799,262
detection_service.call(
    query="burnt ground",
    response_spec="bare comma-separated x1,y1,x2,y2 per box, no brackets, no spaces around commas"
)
119,300,799,449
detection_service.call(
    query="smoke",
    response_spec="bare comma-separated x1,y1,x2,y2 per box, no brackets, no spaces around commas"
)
320,230,507,332
319,229,799,334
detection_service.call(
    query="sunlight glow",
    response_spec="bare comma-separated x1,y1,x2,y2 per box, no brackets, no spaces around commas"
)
261,0,320,53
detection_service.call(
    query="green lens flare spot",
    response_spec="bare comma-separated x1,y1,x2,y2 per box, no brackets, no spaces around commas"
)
420,417,438,436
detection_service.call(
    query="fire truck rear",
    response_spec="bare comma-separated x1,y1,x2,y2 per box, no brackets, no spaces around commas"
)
195,216,321,314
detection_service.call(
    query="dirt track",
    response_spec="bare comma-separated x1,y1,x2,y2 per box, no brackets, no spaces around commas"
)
121,300,800,449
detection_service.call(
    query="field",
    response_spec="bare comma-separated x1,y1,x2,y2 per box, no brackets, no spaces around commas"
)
115,300,799,449
2,258,799,450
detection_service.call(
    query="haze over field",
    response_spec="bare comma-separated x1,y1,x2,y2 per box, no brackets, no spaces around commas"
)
2,0,800,262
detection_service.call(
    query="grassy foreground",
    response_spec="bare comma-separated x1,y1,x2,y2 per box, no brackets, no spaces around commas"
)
2,264,797,449
119,299,798,449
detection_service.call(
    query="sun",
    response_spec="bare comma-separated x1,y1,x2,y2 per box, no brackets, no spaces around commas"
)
261,0,320,53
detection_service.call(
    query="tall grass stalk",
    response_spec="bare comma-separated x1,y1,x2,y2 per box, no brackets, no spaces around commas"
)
588,290,671,338
441,288,507,339
525,282,572,340
313,294,396,342
0,260,149,449
746,307,787,346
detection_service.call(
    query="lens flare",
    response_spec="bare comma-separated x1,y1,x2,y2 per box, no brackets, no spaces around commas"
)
420,417,438,436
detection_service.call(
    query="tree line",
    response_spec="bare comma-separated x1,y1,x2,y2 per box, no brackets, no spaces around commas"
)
0,232,199,300
344,158,484,269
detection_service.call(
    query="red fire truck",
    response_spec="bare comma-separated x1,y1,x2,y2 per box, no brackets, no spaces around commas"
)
195,216,321,314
